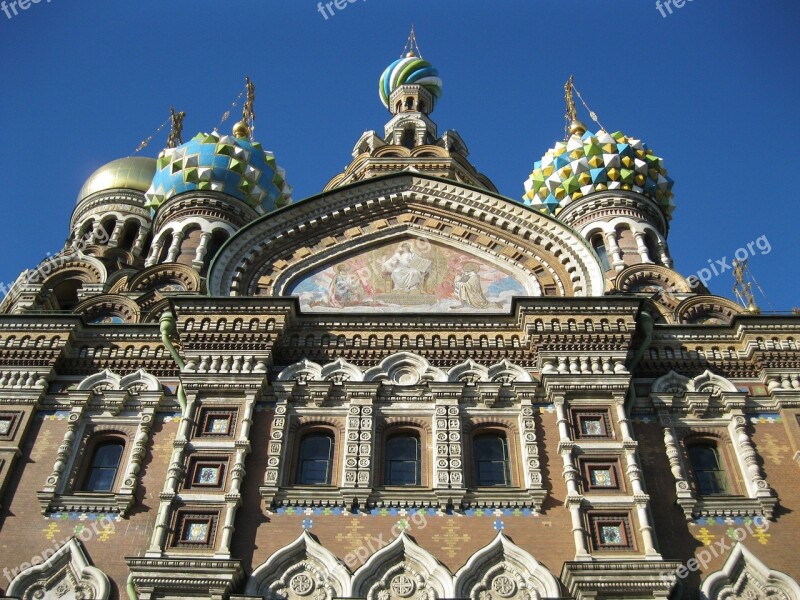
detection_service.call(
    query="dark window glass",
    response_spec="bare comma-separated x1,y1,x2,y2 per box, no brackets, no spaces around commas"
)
84,441,124,492
474,434,510,486
689,444,727,495
385,434,421,486
592,235,610,271
297,434,334,485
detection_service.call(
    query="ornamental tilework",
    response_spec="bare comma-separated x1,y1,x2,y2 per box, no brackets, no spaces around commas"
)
523,130,675,218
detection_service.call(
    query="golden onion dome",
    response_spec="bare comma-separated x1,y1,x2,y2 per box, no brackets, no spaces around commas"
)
76,157,157,205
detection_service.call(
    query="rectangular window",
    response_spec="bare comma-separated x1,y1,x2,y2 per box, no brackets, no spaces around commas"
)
587,513,634,551
572,410,612,439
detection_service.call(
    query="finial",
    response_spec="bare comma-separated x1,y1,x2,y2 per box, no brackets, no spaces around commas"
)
166,106,186,149
564,75,587,138
234,75,256,139
402,25,423,58
732,259,760,314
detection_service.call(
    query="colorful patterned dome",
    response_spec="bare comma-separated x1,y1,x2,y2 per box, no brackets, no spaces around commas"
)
144,131,291,213
379,55,442,109
77,157,157,205
523,130,675,219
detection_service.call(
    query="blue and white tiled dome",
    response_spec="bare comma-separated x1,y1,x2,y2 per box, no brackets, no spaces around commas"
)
144,131,291,213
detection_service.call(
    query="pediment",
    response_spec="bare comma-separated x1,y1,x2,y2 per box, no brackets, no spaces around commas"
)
208,174,605,302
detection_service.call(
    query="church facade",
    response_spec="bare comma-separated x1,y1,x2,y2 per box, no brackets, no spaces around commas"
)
0,43,799,600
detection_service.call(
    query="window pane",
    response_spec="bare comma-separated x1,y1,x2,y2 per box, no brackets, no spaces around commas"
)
84,441,123,492
689,445,727,495
474,435,510,486
385,435,420,485
297,434,333,484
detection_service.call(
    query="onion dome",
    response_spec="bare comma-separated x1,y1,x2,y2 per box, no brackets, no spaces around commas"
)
144,129,292,213
379,54,442,109
76,157,157,204
523,129,675,219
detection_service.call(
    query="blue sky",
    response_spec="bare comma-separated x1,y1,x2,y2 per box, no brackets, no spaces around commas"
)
1,1,798,310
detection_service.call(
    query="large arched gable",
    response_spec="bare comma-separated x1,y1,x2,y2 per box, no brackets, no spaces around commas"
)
208,174,606,305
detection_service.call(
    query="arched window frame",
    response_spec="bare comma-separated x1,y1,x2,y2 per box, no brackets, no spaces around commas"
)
466,425,519,489
79,435,126,493
471,430,512,487
383,432,422,486
293,428,337,486
684,436,735,497
377,425,428,488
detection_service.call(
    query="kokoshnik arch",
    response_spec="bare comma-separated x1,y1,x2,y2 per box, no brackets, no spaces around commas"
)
0,32,799,600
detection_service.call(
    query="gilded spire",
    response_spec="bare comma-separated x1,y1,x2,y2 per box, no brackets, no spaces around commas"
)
564,75,587,138
166,106,186,149
733,259,761,314
233,76,255,139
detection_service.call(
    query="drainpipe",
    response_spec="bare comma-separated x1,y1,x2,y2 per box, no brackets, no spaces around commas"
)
126,574,139,600
159,311,187,413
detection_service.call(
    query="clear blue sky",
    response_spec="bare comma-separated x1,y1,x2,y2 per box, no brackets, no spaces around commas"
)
1,1,798,310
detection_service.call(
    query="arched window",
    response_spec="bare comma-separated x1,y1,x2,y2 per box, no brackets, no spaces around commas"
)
384,434,421,486
591,233,610,271
82,440,124,492
688,443,727,495
473,433,510,486
296,433,334,485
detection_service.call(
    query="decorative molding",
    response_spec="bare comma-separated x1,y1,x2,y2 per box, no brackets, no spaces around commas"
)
700,543,800,600
7,537,110,600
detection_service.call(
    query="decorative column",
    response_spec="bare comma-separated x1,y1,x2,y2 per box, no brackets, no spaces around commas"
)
147,394,195,556
433,403,464,506
165,231,185,263
656,241,672,268
555,398,590,559
145,236,165,267
119,407,155,498
633,231,652,263
192,231,213,270
42,403,85,497
604,232,625,271
519,402,546,509
260,398,288,506
108,221,125,247
216,395,255,558
729,412,775,509
132,226,149,257
341,401,374,507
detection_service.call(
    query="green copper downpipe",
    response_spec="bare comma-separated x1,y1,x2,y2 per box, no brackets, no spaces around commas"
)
126,574,138,600
159,311,187,413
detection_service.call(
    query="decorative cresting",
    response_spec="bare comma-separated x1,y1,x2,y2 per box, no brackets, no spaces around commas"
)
453,533,562,600
208,174,606,299
652,369,739,396
276,354,533,385
523,129,675,219
246,531,351,599
7,537,111,600
144,130,291,212
700,543,800,600
351,531,454,600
